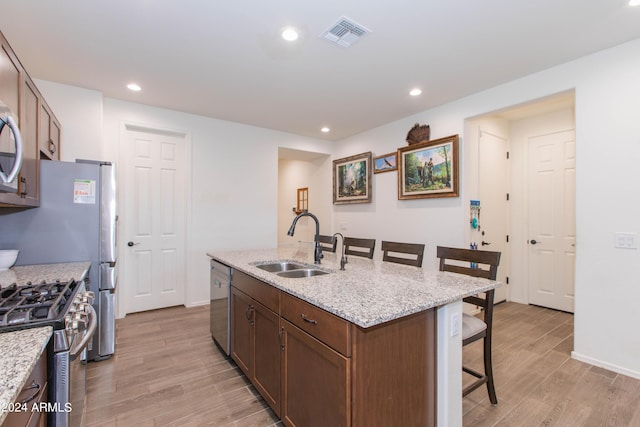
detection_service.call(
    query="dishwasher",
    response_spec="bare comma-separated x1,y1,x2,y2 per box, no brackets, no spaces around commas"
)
210,259,232,355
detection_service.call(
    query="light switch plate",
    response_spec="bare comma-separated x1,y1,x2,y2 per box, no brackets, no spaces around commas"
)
615,232,638,249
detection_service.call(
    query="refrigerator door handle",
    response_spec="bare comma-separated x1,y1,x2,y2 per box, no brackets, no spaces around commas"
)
100,163,117,263
100,263,117,290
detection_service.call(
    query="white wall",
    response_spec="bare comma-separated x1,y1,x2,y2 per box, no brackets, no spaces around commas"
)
334,38,640,378
278,156,333,247
333,126,464,268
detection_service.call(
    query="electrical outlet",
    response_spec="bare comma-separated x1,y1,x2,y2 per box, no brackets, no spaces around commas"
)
451,313,461,337
615,232,638,249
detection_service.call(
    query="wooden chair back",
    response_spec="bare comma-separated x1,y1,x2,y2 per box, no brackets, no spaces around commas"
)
317,234,337,253
381,241,425,267
436,246,501,281
343,237,376,259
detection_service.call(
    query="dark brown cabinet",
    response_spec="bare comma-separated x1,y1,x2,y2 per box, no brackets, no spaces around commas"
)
280,319,350,427
231,271,281,416
230,287,253,374
18,75,39,202
39,100,60,161
252,300,281,412
0,30,61,208
229,270,438,427
0,35,20,116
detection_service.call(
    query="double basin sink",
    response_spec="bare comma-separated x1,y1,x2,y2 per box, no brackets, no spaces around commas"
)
255,261,329,278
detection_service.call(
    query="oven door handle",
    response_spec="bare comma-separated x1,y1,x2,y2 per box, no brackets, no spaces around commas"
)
70,305,98,359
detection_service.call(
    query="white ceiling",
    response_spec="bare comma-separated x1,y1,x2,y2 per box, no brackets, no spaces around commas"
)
0,1,638,141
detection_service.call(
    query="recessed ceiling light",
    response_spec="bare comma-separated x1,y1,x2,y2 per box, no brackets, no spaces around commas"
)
321,127,330,133
282,27,299,42
127,83,141,91
409,88,422,96
630,0,640,5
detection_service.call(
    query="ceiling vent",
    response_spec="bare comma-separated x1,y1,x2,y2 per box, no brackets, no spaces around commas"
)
320,17,371,48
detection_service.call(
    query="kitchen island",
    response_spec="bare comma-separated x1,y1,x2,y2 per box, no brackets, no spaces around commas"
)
208,247,499,427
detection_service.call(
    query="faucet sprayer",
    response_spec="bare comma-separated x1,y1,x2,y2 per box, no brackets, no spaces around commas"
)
332,232,347,270
288,211,323,264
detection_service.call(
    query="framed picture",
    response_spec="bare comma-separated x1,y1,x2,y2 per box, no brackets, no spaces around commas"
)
373,152,398,174
333,151,372,204
397,134,459,200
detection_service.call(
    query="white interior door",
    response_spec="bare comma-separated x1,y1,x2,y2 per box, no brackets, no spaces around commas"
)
478,130,509,303
122,125,187,313
528,130,576,312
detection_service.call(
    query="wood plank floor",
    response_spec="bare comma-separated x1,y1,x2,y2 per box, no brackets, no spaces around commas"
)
85,302,640,426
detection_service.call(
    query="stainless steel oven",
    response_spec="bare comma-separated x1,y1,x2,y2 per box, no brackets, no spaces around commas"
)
52,294,97,427
0,279,96,426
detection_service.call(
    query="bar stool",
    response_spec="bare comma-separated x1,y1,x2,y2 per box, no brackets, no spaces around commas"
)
436,246,501,404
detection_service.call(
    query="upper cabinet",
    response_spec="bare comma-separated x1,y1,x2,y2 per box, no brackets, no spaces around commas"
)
0,30,62,208
19,74,39,203
39,99,60,161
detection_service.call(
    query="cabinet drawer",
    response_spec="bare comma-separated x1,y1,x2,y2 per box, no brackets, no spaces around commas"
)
281,292,351,357
233,270,279,313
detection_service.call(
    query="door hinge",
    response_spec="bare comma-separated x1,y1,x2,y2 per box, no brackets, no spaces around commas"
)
506,235,509,243
506,193,510,201
506,276,509,285
506,151,510,159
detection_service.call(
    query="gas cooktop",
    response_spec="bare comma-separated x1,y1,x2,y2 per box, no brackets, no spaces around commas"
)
0,280,80,332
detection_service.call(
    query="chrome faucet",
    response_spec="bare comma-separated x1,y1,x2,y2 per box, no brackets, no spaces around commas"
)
287,211,323,264
333,232,347,270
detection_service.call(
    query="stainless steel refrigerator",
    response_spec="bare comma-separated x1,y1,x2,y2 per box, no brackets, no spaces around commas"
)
0,159,117,361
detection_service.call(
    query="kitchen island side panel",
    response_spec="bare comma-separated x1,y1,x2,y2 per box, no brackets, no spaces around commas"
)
351,309,437,427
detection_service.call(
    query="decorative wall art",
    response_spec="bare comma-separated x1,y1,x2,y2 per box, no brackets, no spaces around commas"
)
333,151,372,204
373,152,397,174
397,134,459,200
405,123,431,145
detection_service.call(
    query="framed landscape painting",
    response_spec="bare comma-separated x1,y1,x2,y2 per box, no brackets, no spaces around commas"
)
373,152,398,174
397,135,459,200
333,151,372,204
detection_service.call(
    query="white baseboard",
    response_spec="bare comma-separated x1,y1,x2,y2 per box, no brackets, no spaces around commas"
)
186,299,209,308
571,351,640,380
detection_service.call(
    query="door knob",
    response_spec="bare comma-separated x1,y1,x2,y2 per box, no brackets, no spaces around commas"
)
530,239,538,245
127,241,140,247
481,241,491,246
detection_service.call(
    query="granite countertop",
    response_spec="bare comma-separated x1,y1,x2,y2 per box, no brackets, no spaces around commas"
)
0,261,91,287
0,327,52,424
208,247,500,328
